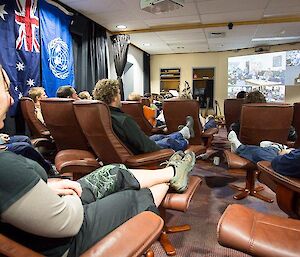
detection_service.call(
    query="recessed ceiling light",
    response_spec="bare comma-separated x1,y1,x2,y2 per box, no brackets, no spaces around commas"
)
252,36,300,42
116,25,127,29
143,43,150,46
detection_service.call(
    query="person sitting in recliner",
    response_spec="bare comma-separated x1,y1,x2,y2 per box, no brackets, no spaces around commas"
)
228,130,300,177
0,63,196,257
93,79,195,154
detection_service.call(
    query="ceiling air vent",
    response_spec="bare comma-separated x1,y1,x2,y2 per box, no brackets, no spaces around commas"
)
209,32,226,38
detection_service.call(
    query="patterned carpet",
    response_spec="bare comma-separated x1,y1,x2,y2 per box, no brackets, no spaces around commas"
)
151,158,287,257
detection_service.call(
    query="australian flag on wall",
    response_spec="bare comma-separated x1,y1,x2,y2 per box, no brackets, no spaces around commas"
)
39,0,74,97
0,0,40,115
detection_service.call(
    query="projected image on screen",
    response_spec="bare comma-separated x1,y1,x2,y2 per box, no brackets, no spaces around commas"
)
228,50,300,102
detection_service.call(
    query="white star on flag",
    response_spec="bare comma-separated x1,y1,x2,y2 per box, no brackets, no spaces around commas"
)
16,62,25,71
0,4,8,21
27,78,35,87
18,92,23,99
14,86,19,92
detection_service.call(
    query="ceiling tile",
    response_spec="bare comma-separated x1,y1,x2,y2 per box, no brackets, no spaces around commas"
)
254,23,300,38
201,9,264,24
144,16,200,26
196,0,269,14
60,0,300,54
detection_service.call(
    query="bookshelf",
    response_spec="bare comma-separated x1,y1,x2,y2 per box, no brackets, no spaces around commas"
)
160,68,180,91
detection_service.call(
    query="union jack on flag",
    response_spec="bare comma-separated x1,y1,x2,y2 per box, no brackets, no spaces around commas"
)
15,0,40,52
0,0,40,116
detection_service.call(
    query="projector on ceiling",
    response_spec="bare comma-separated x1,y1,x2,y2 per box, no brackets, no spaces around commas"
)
140,0,184,14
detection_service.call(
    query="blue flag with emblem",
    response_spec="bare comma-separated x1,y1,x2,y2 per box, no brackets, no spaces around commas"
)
0,0,40,116
39,0,74,97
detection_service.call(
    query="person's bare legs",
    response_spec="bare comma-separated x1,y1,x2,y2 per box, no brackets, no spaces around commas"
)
130,151,195,192
129,167,174,188
149,183,170,207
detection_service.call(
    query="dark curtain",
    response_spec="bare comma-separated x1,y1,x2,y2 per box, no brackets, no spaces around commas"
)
143,52,150,94
110,34,130,100
72,17,108,93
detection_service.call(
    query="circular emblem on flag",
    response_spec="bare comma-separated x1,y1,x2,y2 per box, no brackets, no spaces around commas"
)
48,37,70,79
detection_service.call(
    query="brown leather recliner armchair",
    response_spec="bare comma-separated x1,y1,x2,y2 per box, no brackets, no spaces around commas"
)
224,103,293,202
223,98,244,133
257,161,300,219
20,97,56,159
217,204,300,257
121,101,164,136
40,98,91,151
163,99,218,148
40,98,100,179
293,102,300,148
73,100,202,256
0,211,163,257
20,97,50,139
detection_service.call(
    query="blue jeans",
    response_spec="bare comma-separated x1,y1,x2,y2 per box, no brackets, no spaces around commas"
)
5,135,53,175
204,118,217,131
236,145,280,163
149,132,188,151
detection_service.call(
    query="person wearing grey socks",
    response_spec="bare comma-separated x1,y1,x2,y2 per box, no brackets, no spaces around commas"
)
93,79,195,154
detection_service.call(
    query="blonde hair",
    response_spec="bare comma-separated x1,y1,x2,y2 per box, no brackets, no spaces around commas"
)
28,87,45,103
93,79,120,105
128,92,141,101
78,91,92,100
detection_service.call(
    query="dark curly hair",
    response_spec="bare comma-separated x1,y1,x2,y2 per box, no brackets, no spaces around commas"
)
245,90,266,103
93,79,120,105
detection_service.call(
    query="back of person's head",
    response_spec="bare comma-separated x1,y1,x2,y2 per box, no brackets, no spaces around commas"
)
93,79,120,105
78,91,92,100
245,90,266,103
236,91,247,99
28,87,46,103
128,92,141,101
144,93,151,98
56,85,78,99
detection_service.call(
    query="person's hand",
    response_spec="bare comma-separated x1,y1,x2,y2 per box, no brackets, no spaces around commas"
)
0,133,10,143
279,148,294,155
48,179,82,197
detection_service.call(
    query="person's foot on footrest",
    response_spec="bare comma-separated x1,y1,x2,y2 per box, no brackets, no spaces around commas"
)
170,151,195,193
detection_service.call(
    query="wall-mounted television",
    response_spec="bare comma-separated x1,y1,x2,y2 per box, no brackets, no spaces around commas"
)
228,50,300,102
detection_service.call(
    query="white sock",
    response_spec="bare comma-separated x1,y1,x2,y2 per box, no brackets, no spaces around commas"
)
179,126,190,139
228,131,242,152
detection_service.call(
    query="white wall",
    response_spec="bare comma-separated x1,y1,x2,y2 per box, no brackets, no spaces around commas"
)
106,33,144,99
126,45,144,95
150,43,300,113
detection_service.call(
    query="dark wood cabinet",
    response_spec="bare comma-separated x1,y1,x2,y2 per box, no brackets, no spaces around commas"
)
192,68,215,108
